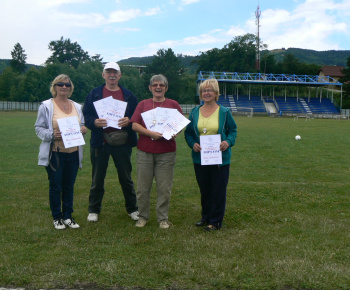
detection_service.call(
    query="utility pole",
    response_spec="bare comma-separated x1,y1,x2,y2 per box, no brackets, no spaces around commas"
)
255,2,261,71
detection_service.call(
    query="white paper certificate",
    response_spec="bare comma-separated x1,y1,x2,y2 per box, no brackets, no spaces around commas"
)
57,116,85,148
200,134,222,165
141,108,157,131
162,109,190,140
93,96,127,129
141,108,190,140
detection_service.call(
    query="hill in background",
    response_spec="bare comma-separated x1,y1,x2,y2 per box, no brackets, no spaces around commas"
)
1,48,350,74
0,59,11,72
266,48,350,66
0,59,41,73
118,48,350,71
118,54,198,74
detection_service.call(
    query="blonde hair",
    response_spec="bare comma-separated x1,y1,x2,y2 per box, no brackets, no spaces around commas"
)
199,78,219,101
50,74,74,98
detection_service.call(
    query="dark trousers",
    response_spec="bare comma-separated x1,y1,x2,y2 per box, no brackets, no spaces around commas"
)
194,163,230,228
46,151,79,220
88,143,137,214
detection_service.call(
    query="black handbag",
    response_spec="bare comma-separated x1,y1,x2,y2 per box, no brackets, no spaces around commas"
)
103,130,128,146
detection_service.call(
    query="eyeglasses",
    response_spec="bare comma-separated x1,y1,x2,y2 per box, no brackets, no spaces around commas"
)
152,83,166,88
202,89,214,93
55,82,72,87
105,70,119,74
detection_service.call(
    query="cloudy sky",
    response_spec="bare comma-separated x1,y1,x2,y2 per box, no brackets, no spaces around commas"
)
1,0,349,65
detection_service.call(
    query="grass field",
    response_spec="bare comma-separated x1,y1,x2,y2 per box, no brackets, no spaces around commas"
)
0,111,349,289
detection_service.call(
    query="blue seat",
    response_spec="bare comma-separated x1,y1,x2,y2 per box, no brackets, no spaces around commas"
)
307,98,339,114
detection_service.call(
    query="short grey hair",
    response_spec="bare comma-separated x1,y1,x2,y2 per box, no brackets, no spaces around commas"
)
150,74,168,87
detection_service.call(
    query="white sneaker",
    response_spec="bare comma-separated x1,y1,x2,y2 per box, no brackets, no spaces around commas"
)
128,211,139,221
135,218,147,227
87,213,98,222
63,218,80,229
53,219,66,230
159,221,173,229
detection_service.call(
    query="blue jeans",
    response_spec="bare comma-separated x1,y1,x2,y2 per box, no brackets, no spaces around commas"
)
46,151,79,220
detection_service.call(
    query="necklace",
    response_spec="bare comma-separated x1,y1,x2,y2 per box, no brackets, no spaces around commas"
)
201,105,218,134
152,98,165,125
202,115,213,134
55,99,70,113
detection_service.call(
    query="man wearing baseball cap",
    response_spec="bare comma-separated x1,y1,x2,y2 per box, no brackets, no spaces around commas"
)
83,62,139,223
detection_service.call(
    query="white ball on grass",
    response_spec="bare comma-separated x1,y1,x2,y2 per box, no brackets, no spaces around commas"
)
295,135,301,140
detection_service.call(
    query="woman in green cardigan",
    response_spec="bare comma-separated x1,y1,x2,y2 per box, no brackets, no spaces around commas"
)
184,78,237,231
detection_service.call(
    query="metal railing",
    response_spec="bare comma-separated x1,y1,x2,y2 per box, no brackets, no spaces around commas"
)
0,101,40,111
0,101,199,114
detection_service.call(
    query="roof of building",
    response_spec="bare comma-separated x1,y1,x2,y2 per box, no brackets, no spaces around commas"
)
319,66,345,78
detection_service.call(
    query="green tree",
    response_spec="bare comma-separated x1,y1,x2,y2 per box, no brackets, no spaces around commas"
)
276,53,302,74
195,33,265,73
119,66,147,101
14,67,41,102
220,33,260,72
339,56,350,109
46,37,90,69
142,48,182,101
194,48,222,72
179,73,197,104
91,54,103,62
0,67,20,100
261,52,277,74
10,43,27,73
73,60,104,103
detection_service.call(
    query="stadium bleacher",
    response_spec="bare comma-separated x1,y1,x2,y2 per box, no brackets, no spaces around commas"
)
306,98,339,114
215,95,340,115
275,97,306,114
217,95,266,113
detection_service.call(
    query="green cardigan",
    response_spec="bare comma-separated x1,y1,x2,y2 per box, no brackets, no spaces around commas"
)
184,105,237,166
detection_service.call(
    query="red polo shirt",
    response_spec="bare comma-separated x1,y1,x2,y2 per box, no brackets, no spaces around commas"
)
130,98,183,154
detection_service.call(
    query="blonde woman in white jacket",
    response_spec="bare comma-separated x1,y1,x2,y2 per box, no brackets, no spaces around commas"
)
35,74,87,230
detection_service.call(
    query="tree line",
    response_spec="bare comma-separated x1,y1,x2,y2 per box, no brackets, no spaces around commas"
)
1,34,350,107
0,37,197,104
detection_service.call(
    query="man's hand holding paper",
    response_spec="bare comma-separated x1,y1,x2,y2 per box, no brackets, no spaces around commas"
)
93,96,127,129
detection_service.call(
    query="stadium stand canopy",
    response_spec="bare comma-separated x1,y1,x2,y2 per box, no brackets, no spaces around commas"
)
197,71,343,86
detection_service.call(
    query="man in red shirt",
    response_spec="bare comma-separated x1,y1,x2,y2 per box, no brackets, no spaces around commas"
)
83,62,139,223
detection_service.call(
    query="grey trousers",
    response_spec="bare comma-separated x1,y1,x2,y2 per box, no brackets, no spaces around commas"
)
136,149,176,222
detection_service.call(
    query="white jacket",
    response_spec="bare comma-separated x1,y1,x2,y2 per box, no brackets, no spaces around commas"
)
35,98,84,168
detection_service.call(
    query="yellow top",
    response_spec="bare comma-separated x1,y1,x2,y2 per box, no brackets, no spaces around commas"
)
198,107,219,136
52,100,79,153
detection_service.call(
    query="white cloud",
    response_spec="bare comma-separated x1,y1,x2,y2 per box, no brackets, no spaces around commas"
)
181,0,201,5
37,0,89,8
1,0,349,65
225,26,248,38
108,9,143,23
259,0,350,50
145,7,161,16
145,30,224,53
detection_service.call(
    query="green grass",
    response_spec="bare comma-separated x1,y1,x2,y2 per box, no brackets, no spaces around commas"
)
0,112,349,289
